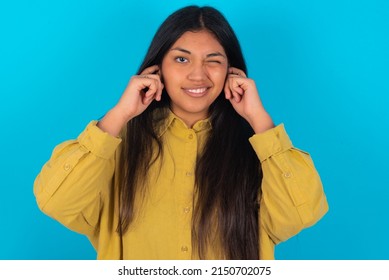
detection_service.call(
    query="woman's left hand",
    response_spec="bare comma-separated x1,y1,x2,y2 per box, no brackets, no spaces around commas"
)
224,67,275,133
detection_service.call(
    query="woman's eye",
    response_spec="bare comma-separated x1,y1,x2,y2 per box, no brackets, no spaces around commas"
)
207,60,222,64
175,57,188,63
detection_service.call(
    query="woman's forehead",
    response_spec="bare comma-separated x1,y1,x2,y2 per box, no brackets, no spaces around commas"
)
170,30,226,55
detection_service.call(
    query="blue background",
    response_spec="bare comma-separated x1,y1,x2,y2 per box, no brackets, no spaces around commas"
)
1,0,388,259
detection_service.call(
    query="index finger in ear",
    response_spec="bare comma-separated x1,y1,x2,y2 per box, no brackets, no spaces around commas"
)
141,65,160,75
228,67,247,78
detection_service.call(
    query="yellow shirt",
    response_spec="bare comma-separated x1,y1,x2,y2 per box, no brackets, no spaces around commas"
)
34,113,328,259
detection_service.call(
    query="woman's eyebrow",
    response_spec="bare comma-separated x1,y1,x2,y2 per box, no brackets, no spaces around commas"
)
170,47,191,54
206,52,226,58
170,47,226,58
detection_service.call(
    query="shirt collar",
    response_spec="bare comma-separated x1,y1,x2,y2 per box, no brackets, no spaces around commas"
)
156,109,212,137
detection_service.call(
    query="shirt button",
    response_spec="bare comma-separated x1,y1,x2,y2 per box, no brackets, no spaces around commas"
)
181,246,188,252
283,172,292,178
188,134,193,140
185,171,193,177
183,207,190,214
63,163,71,171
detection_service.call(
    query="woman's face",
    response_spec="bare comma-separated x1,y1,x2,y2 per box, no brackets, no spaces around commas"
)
161,30,228,127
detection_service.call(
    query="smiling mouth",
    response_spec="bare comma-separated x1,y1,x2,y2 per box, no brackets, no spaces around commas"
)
183,87,209,97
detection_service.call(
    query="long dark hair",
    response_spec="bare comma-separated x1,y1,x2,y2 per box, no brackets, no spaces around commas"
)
118,5,262,259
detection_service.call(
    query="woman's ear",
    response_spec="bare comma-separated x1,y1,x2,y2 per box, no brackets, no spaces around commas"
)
158,65,164,84
224,64,231,85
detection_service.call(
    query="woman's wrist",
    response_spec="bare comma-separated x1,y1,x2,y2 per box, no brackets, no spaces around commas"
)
247,111,275,134
97,106,132,137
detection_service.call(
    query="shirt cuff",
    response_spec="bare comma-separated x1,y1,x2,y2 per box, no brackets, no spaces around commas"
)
77,121,122,159
249,124,293,162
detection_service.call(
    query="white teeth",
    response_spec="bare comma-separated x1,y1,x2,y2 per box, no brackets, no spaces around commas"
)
187,88,207,94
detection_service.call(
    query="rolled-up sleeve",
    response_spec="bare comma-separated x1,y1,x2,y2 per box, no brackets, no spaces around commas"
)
33,121,122,236
249,124,328,245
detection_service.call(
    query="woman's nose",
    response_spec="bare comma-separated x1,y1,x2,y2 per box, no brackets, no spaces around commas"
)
187,62,207,81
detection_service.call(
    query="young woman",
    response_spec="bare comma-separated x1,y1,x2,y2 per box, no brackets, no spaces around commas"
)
34,5,328,260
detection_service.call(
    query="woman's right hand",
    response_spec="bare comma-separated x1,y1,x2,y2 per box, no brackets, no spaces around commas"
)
97,65,164,136
115,65,164,121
